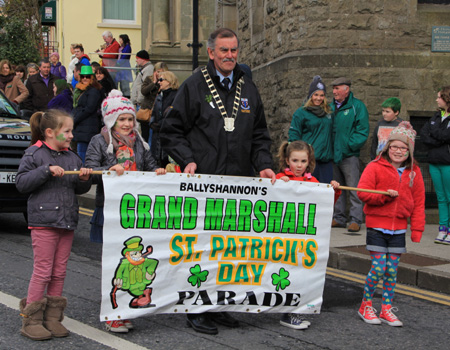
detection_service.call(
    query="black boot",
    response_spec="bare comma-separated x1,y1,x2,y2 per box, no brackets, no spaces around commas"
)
209,312,240,327
186,313,218,335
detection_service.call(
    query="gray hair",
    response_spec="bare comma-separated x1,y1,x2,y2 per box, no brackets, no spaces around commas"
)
207,28,239,50
102,30,113,38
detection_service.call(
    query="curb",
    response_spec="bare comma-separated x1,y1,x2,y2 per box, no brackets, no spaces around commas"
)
328,247,450,295
77,193,96,211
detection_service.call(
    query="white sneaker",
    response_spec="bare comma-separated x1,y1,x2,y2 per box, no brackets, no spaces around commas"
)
434,226,447,244
280,313,310,330
442,234,450,245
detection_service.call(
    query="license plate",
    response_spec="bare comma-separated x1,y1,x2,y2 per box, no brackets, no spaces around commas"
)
0,172,17,183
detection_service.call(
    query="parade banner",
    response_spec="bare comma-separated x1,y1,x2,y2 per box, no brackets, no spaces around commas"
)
100,172,334,321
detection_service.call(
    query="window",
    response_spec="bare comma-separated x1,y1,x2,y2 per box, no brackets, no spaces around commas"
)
103,0,135,23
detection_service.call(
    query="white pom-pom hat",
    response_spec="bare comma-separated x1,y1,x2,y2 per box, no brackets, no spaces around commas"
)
101,89,149,153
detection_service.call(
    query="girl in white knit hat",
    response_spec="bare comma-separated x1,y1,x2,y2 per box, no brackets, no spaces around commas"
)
85,90,166,332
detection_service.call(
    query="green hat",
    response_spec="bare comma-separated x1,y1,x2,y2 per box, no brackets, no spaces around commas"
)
80,65,94,75
121,236,143,255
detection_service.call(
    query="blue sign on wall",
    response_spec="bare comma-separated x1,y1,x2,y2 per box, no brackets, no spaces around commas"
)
432,26,450,52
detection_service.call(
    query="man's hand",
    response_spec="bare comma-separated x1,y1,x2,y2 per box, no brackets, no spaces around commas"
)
184,162,197,175
260,168,276,184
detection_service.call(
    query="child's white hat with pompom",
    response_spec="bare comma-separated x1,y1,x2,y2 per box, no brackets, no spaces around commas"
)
101,89,149,154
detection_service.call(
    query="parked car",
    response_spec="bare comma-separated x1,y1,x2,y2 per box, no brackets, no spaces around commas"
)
0,90,31,215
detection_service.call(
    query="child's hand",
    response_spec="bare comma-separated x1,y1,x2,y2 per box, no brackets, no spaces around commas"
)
387,189,398,197
279,176,289,182
109,164,125,176
79,167,93,181
155,168,166,175
49,165,65,177
330,180,340,189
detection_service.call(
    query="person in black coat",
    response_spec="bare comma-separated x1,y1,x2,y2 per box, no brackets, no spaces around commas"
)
73,65,103,163
159,29,275,336
95,66,116,99
419,85,450,244
149,71,179,168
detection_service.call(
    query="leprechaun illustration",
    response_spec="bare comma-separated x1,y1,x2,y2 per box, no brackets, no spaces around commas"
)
111,236,159,309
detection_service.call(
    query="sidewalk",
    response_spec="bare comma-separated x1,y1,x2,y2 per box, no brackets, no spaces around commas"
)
78,186,450,295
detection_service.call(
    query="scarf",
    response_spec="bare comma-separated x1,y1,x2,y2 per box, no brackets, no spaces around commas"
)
101,126,137,171
73,83,90,108
305,106,327,117
0,74,14,90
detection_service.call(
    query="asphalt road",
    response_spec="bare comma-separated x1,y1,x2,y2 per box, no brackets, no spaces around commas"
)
0,212,449,350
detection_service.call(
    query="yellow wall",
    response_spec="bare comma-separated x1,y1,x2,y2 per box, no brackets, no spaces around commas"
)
55,0,142,69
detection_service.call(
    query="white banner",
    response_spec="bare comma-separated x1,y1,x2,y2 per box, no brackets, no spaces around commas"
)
100,172,334,322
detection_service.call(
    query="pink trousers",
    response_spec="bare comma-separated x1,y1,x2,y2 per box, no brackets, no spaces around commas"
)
27,228,74,303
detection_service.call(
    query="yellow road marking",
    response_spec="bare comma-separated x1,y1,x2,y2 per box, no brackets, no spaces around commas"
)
80,207,94,216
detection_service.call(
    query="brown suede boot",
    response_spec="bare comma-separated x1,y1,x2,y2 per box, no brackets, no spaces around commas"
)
19,298,52,340
44,296,69,337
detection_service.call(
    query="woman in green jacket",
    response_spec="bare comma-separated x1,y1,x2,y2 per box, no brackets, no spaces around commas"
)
288,75,334,183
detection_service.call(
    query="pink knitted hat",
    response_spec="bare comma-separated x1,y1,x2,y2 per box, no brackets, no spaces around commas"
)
387,121,416,161
383,121,417,186
101,89,148,153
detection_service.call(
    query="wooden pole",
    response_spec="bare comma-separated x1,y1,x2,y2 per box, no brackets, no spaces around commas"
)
64,170,104,175
63,171,391,195
337,186,390,195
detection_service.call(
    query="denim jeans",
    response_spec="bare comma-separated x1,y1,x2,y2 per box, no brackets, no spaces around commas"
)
333,156,363,225
77,142,88,165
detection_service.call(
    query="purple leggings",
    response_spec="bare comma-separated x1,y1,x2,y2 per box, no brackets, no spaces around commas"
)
27,228,74,303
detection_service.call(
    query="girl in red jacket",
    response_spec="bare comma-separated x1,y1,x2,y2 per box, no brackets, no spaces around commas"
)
276,140,340,330
357,121,425,327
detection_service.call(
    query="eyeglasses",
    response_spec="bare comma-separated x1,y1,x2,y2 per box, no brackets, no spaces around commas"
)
158,78,165,82
389,145,409,152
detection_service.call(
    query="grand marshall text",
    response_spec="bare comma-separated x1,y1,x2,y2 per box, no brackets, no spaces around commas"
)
119,194,318,235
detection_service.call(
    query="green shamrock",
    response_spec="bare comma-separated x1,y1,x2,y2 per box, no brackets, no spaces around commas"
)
271,267,291,292
205,94,212,103
187,264,209,288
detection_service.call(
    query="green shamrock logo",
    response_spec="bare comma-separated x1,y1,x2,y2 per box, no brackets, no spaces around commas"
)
205,94,212,103
188,264,209,288
272,267,291,292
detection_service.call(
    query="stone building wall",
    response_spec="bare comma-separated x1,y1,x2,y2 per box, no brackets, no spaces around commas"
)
141,0,216,82
236,0,450,165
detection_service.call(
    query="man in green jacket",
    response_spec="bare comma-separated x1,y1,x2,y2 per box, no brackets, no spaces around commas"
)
331,77,369,232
